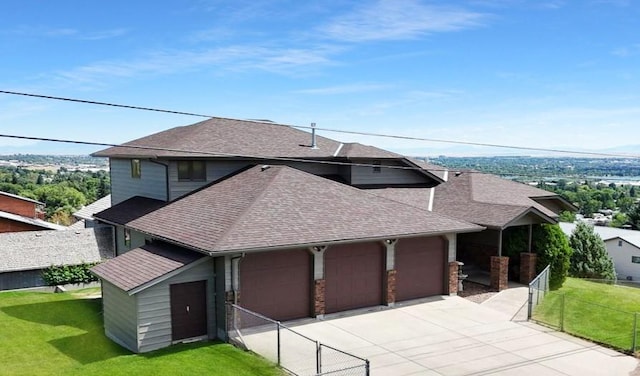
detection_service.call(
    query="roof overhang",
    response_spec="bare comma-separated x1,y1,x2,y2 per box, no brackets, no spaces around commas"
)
502,206,558,229
532,195,578,213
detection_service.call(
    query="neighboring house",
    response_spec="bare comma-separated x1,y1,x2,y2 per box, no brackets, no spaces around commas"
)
72,194,112,228
89,118,485,353
560,222,640,281
0,191,65,232
371,171,576,287
0,227,114,291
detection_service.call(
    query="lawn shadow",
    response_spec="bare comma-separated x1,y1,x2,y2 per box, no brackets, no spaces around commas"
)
2,297,130,364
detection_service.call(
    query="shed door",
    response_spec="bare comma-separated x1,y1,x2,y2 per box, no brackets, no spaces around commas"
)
170,280,208,341
325,242,384,314
395,236,446,301
240,249,311,321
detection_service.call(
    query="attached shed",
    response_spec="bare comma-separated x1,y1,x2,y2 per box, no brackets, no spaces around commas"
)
91,242,216,353
0,227,114,291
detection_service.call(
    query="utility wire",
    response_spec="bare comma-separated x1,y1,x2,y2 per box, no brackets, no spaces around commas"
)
1,89,639,159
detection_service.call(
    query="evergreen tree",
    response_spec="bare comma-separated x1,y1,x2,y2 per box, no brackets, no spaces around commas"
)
569,222,616,280
534,224,573,290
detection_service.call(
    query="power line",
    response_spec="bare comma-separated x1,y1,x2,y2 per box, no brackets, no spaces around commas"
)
1,89,638,159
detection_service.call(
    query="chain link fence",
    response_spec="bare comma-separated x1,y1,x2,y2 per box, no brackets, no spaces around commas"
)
227,303,369,376
530,280,640,353
527,264,550,319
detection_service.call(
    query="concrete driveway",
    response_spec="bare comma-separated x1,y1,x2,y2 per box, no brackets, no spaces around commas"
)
273,295,640,375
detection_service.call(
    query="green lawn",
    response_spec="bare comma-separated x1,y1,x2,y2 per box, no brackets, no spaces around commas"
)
0,289,283,376
533,278,640,352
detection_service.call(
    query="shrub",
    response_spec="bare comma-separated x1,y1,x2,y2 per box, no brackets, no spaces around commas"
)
534,224,573,290
42,262,99,286
569,222,616,280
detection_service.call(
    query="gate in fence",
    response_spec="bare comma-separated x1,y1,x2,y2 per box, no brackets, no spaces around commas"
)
227,303,370,376
527,264,550,319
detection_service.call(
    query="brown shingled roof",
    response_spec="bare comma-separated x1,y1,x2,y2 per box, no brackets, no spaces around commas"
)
94,196,166,225
91,242,205,293
118,165,481,254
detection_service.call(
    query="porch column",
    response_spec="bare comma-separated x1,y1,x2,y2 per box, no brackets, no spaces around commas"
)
310,246,327,318
528,224,533,253
490,256,509,291
520,252,538,284
448,261,459,295
383,239,397,307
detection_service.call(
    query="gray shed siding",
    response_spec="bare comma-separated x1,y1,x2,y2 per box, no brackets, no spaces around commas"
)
136,258,215,353
102,280,138,352
168,160,251,200
0,269,45,291
115,227,147,256
350,160,429,186
110,159,168,205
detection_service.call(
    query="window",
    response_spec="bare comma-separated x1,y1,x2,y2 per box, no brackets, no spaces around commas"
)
131,159,141,178
619,240,623,247
178,161,206,181
124,228,131,247
632,256,640,264
372,160,381,173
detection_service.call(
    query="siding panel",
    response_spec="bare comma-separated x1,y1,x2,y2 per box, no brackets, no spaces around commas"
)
102,281,138,352
168,160,251,200
110,159,167,205
350,160,429,186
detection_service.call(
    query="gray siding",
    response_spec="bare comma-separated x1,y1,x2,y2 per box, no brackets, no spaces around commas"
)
168,160,251,201
110,159,167,205
279,162,339,176
0,270,45,291
350,160,429,186
115,227,147,256
136,258,215,353
102,280,138,352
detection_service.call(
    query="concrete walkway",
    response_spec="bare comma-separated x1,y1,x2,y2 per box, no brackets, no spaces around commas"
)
237,295,640,375
481,286,530,321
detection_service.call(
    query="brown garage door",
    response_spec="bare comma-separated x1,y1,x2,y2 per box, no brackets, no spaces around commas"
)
240,249,311,321
325,242,384,314
395,236,446,301
170,280,208,341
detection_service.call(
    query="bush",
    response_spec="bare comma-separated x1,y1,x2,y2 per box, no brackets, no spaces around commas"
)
569,222,616,280
42,263,99,286
534,224,573,290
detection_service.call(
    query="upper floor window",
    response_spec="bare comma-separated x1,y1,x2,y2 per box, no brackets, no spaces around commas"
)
131,159,141,179
124,228,131,247
619,240,623,247
178,161,206,181
632,256,640,264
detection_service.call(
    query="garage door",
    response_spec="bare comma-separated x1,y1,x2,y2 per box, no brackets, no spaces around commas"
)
240,249,311,321
325,242,384,314
395,236,446,301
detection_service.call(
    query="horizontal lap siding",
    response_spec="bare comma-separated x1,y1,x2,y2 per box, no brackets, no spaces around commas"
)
350,161,429,186
110,159,167,205
136,258,215,353
168,160,251,201
102,280,138,352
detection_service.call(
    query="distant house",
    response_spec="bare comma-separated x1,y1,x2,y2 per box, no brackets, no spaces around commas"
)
0,227,114,291
72,194,112,228
0,191,65,232
560,223,640,281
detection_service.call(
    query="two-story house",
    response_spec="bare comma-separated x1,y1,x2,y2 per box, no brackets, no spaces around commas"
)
90,118,486,353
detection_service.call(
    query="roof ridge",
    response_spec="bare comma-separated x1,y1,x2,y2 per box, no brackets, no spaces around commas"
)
212,166,286,250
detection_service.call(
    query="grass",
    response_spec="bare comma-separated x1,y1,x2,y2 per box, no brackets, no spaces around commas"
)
533,278,640,352
0,288,283,376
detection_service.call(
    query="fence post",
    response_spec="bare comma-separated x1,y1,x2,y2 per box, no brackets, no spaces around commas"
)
316,341,321,375
633,313,638,353
277,322,281,366
560,294,565,332
365,359,370,376
527,287,533,320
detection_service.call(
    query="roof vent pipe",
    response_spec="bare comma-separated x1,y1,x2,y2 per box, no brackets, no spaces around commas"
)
311,122,318,149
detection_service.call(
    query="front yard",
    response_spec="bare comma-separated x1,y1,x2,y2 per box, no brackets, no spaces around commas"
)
533,278,640,353
0,289,283,376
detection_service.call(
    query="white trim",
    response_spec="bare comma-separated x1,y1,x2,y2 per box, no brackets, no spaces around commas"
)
427,187,435,212
442,169,449,182
127,256,210,295
333,143,344,157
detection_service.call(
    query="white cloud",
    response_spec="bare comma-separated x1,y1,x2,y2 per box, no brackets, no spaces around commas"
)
319,0,487,42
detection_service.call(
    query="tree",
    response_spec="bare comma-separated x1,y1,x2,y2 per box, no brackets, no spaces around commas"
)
534,224,573,290
628,202,640,230
568,222,616,280
558,211,576,223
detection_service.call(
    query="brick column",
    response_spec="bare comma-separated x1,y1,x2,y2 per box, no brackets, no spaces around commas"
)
385,270,397,306
448,261,459,295
313,279,326,317
519,252,538,284
490,256,509,291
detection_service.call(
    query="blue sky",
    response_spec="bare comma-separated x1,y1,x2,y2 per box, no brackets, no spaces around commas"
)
0,0,638,156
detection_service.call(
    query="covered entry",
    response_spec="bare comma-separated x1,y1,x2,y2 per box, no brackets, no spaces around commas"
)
395,236,447,301
170,280,208,341
240,249,312,321
324,242,384,313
